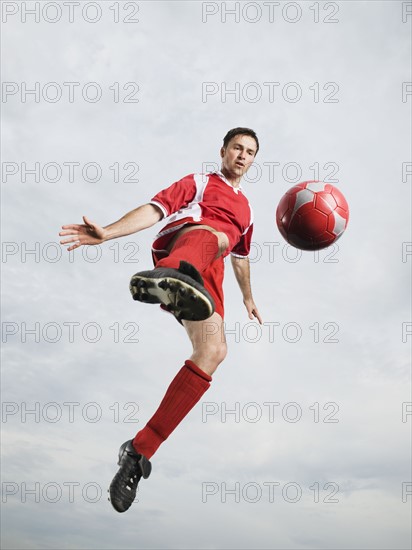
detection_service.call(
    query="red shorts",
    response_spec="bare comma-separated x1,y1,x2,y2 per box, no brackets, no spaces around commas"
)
152,232,225,319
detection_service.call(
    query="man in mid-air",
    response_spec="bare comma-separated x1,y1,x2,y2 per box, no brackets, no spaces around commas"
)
59,127,262,512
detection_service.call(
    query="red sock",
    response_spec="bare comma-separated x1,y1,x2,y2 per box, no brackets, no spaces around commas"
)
132,360,212,459
156,229,220,273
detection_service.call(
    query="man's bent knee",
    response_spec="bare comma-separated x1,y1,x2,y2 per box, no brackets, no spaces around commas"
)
210,341,227,366
192,342,227,376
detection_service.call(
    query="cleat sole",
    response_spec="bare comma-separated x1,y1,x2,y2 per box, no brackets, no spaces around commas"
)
130,273,214,321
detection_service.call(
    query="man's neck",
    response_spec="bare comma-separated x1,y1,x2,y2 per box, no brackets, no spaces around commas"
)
220,167,242,188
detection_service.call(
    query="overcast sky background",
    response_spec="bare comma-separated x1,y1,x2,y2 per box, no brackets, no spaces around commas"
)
1,1,411,549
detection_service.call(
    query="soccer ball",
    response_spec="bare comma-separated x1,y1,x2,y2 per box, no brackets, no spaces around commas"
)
276,181,349,250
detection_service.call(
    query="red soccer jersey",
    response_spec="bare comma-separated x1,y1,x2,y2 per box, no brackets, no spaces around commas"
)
150,171,254,257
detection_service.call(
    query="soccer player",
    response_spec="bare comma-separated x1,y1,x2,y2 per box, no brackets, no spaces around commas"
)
59,127,263,512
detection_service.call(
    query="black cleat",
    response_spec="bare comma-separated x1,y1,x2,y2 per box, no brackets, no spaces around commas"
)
108,440,152,513
129,261,215,322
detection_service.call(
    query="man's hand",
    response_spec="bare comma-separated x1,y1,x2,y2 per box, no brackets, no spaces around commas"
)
244,298,263,324
59,204,162,251
230,255,262,324
59,215,106,251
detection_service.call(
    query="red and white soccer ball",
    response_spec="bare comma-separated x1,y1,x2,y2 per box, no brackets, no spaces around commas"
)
276,181,349,250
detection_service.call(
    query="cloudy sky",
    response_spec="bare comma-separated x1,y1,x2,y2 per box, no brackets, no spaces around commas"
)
1,1,411,549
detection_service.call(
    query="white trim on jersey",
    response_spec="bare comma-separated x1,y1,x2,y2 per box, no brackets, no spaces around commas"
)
149,200,168,219
243,205,254,235
155,173,209,238
230,252,249,258
154,221,188,239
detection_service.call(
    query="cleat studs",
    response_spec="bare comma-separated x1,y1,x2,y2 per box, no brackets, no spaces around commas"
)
190,294,198,301
132,293,139,301
140,292,149,301
158,280,167,289
178,287,187,296
137,280,146,288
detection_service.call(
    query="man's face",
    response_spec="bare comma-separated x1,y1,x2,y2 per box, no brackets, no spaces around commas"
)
220,134,257,180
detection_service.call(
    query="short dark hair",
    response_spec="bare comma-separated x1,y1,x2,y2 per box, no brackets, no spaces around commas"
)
222,127,259,154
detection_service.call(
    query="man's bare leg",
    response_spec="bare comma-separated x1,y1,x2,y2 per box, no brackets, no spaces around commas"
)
182,312,227,376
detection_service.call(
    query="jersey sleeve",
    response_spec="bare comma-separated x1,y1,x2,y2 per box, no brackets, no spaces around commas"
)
230,223,254,258
149,174,197,218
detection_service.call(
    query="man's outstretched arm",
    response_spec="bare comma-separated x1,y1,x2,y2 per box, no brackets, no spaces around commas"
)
230,254,263,324
59,203,163,252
